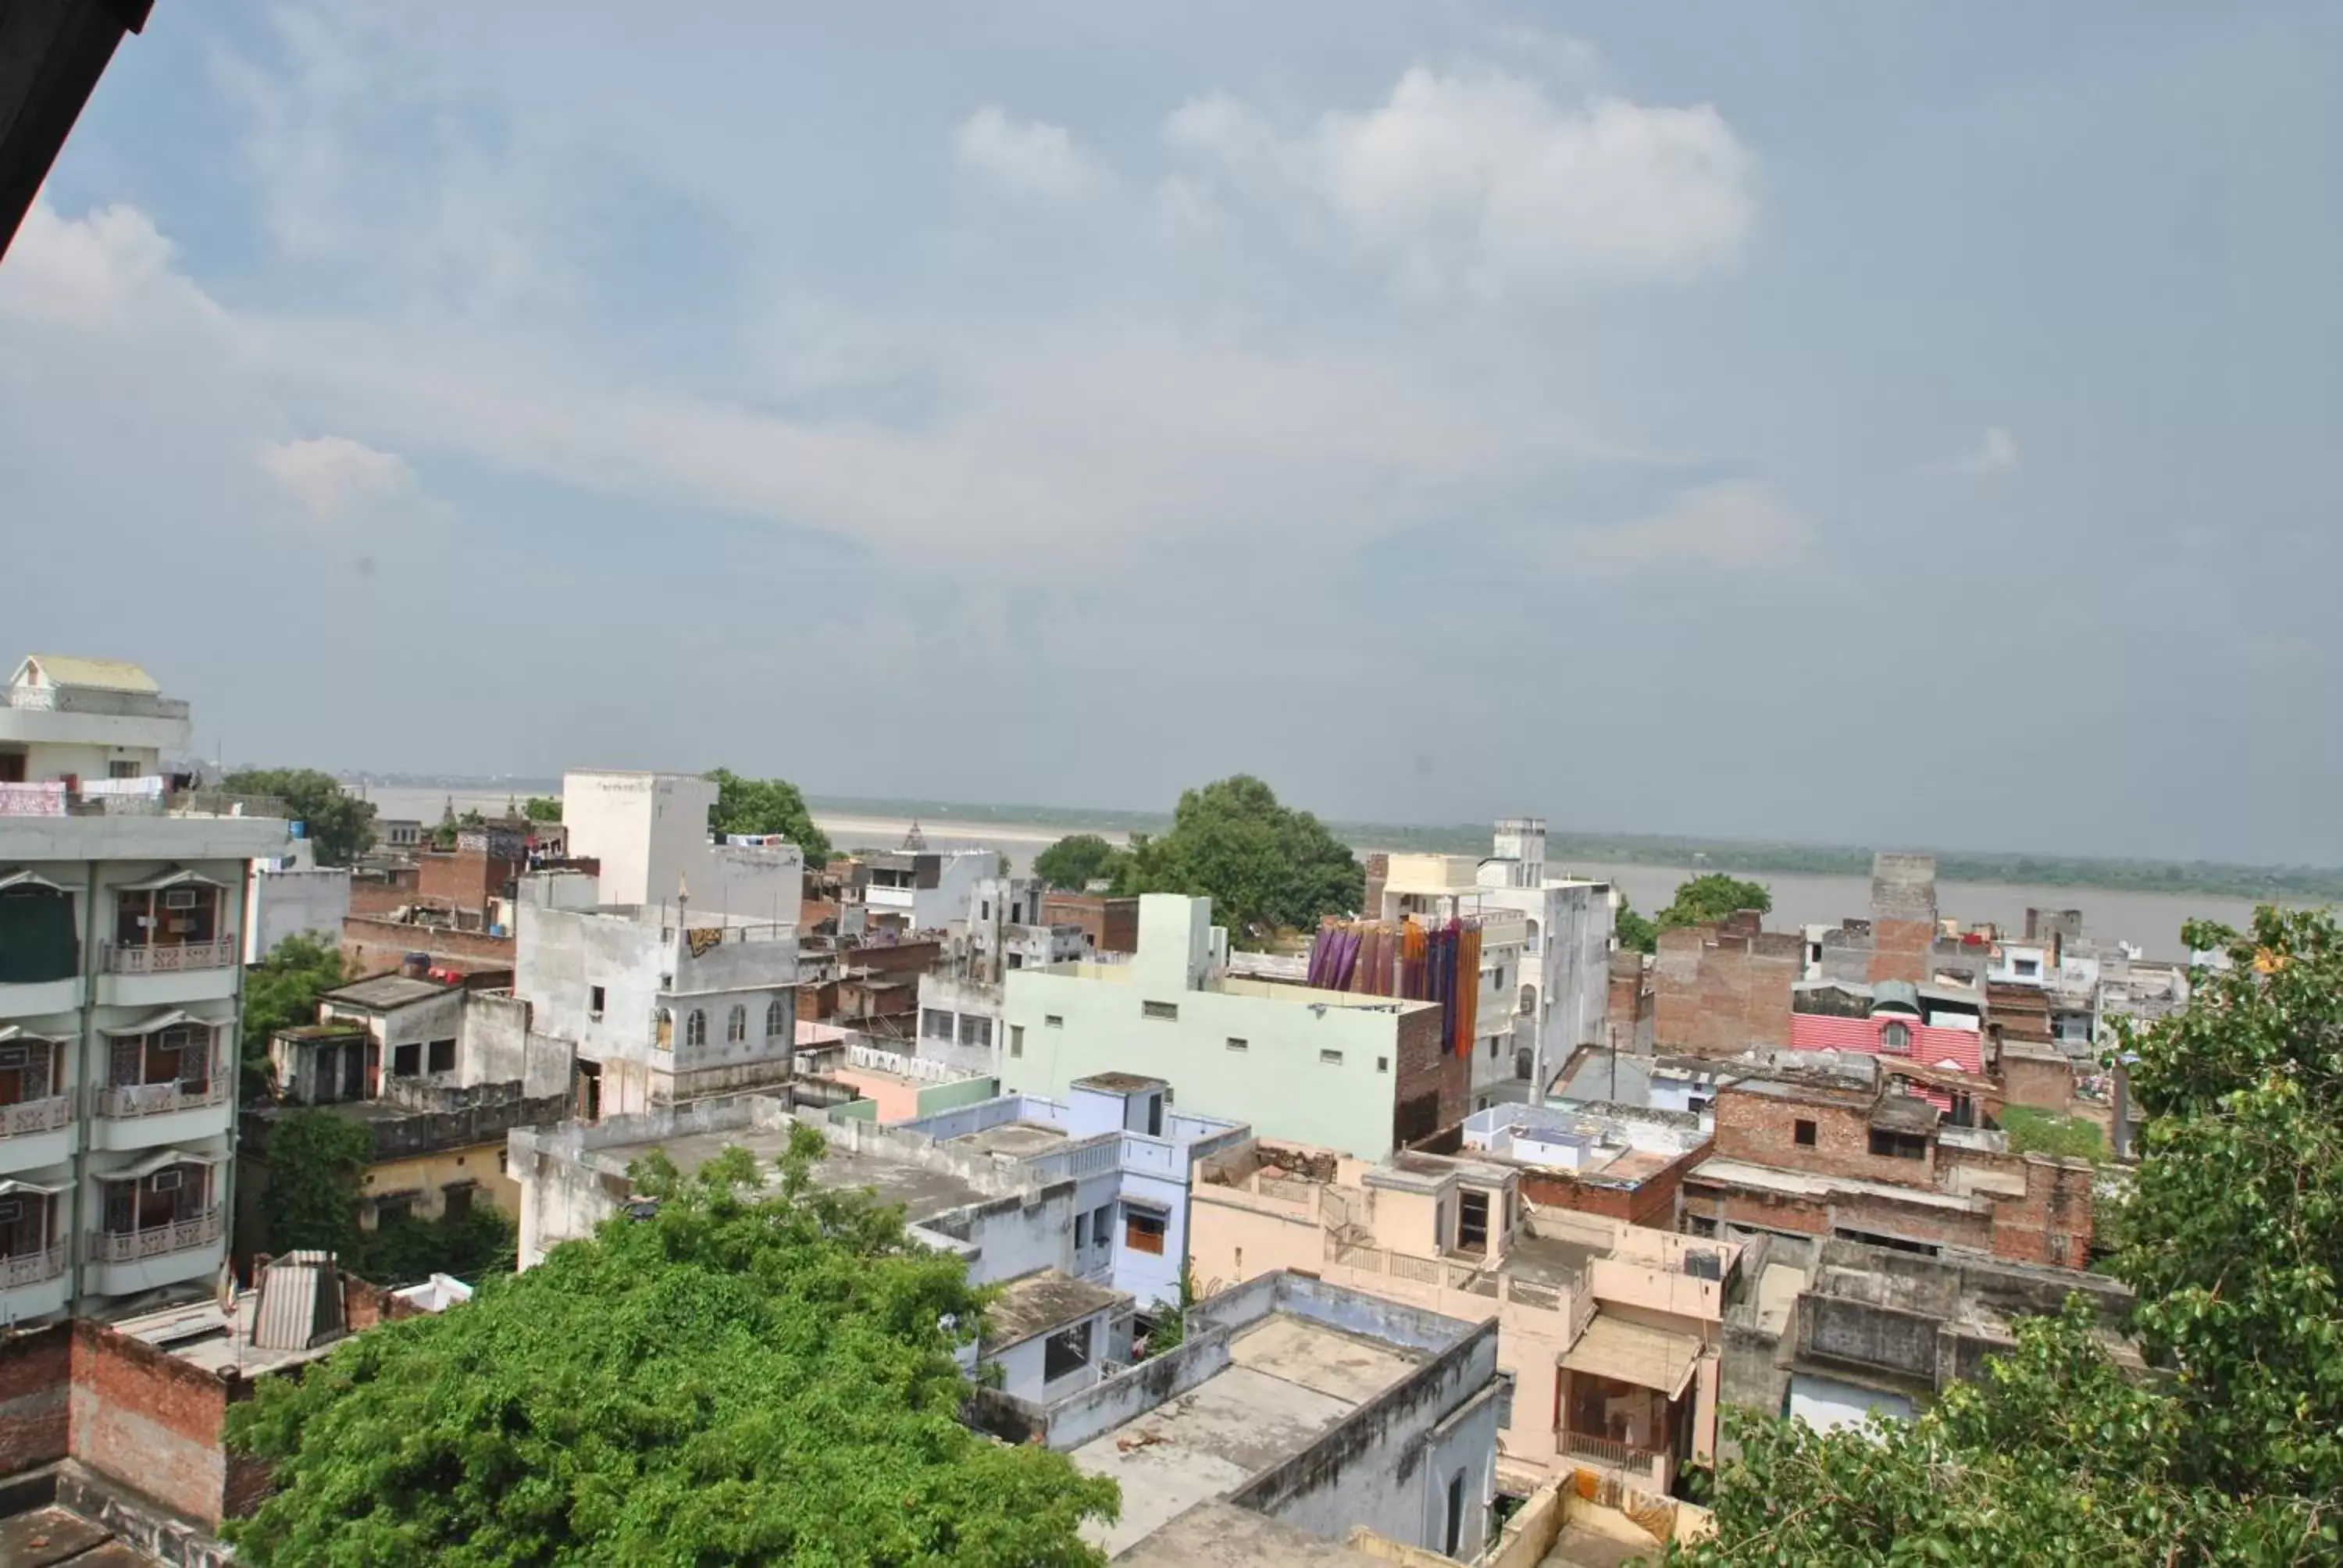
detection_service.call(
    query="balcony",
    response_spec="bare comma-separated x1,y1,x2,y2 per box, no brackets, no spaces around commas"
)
1555,1427,1672,1488
98,1078,229,1119
103,939,236,975
89,1206,223,1263
0,1242,68,1288
0,1094,73,1138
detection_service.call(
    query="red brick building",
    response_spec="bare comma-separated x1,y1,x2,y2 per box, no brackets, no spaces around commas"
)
1653,911,1800,1057
1040,893,1139,956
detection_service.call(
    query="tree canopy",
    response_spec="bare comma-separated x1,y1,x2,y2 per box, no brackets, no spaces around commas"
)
251,1107,517,1285
704,768,833,864
1125,775,1363,942
224,1125,1118,1566
223,768,377,865
1677,905,2343,1566
1614,897,1659,955
1654,873,1772,932
522,796,562,823
1032,833,1132,893
241,933,348,1102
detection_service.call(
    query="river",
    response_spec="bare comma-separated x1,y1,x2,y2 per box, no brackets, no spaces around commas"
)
348,788,2289,960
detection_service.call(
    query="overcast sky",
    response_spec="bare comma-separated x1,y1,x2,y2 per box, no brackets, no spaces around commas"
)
7,4,2339,863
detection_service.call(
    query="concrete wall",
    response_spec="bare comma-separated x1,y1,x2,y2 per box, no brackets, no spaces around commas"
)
560,771,804,920
244,867,351,962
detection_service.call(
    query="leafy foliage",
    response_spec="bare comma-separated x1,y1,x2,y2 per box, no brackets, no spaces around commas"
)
223,768,377,866
704,768,833,864
240,933,348,1102
360,1206,517,1286
225,1124,1118,1566
1615,897,1659,956
1032,832,1132,893
1678,905,2343,1567
1997,1104,2106,1161
522,795,562,822
257,1110,373,1260
1125,775,1363,943
1654,873,1772,932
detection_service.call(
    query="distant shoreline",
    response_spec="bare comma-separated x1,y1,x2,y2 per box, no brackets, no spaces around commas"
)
329,776,2342,903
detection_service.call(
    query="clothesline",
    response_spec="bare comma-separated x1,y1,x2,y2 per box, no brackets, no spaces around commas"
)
1306,917,1483,1058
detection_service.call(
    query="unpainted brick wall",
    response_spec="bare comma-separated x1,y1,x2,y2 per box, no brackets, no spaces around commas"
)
1999,1051,2074,1111
1520,1136,1709,1229
1390,1004,1463,1149
68,1320,237,1527
1653,927,1799,1057
1989,1155,2095,1268
1712,1086,1939,1192
341,915,516,978
0,1324,71,1475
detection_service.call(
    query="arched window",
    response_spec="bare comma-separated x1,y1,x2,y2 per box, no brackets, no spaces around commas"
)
1880,1021,1911,1054
656,1009,674,1050
765,997,788,1039
686,1009,707,1048
726,1004,747,1043
1525,918,1540,952
1518,983,1536,1016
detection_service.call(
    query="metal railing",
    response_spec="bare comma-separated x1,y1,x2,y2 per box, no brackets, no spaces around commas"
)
0,1094,73,1137
98,1078,229,1118
105,939,237,975
89,1207,223,1263
0,1243,68,1288
1557,1428,1669,1475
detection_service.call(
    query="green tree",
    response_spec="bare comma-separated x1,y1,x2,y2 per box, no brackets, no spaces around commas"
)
1654,872,1772,932
358,1206,516,1286
521,796,562,823
1614,897,1659,955
1126,775,1362,944
224,1125,1118,1566
222,768,378,866
1033,832,1132,892
1677,905,2343,1566
256,1111,372,1260
240,933,348,1101
704,768,833,864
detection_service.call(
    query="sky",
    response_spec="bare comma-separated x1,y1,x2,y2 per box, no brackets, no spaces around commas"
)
5,2,2340,864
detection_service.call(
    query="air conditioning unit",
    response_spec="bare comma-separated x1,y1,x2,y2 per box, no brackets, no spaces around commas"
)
164,889,199,910
151,1170,184,1192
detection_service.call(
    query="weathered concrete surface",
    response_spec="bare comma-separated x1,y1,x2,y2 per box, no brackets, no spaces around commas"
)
1109,1499,1385,1564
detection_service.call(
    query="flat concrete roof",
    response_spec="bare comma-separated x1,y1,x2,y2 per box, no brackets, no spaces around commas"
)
0,1504,158,1568
108,1296,336,1378
1500,1228,1607,1289
589,1126,995,1222
320,973,457,1011
950,1121,1071,1159
984,1270,1132,1352
1689,1156,1985,1214
1075,1071,1167,1095
1072,1313,1425,1557
1109,1500,1385,1566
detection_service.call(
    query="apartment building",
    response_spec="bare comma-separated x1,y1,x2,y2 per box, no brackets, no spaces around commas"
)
1368,854,1534,1110
1188,1135,1739,1498
1001,894,1461,1160
558,770,804,920
0,654,291,1323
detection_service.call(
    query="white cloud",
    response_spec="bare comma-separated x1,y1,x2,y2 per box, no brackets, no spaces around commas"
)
0,201,220,330
1164,66,1756,298
1567,481,1815,574
259,435,417,522
1945,425,2021,477
953,106,1111,202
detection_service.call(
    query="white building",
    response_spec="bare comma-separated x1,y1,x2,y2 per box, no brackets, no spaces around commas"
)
244,834,351,963
0,655,291,1322
1371,855,1532,1113
1473,819,1612,1098
915,875,1088,1076
856,845,997,935
558,770,804,922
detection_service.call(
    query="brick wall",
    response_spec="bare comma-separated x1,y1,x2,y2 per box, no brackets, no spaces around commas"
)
1605,953,1653,1055
1711,1085,1938,1192
1519,1136,1709,1228
1653,925,1798,1057
0,1324,71,1475
349,878,412,918
1040,895,1139,955
1999,1049,2074,1111
68,1320,240,1527
1390,1004,1463,1149
341,915,516,978
1865,854,1938,986
416,848,519,917
1993,1155,2095,1267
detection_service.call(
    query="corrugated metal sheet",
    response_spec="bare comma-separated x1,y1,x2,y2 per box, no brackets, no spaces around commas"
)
252,1250,345,1351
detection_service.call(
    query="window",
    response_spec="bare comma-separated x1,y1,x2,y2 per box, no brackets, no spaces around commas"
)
1010,1025,1025,1058
1457,1189,1490,1254
1092,1204,1113,1242
1487,1036,1499,1059
1007,953,1023,970
766,998,788,1039
393,1042,422,1078
1519,983,1536,1015
1074,1212,1089,1249
922,1007,954,1042
655,1010,674,1051
685,1010,707,1047
1225,1036,1248,1053
1869,1128,1929,1160
1444,1470,1466,1559
426,1039,456,1074
588,985,606,1019
2013,957,2039,978
1525,918,1540,952
375,1195,415,1226
108,759,141,779
1793,1119,1817,1147
1043,1320,1093,1382
1124,1210,1167,1255
1045,1014,1064,1028
980,901,990,921
442,1184,473,1221
1880,1021,1911,1054
498,1150,509,1175
1319,1049,1344,1067
1376,1056,1389,1074
959,1015,993,1049
1142,1000,1179,1021
726,1004,747,1042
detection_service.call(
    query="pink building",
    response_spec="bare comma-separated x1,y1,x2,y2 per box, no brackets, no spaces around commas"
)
1788,1012,1985,1113
1187,1139,1740,1497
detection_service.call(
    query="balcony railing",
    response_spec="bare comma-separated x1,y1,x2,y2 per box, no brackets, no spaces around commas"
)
90,1207,222,1263
98,1078,229,1118
0,1094,73,1137
1557,1428,1671,1476
105,939,237,975
0,1243,68,1288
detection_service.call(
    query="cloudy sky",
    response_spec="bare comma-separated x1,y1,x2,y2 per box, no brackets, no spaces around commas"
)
8,3,2340,863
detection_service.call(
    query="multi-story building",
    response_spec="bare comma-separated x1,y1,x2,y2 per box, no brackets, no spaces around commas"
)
855,844,995,935
1000,894,1462,1160
558,769,804,921
1189,1135,1739,1498
1472,818,1614,1095
0,654,291,1322
1368,854,1533,1111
